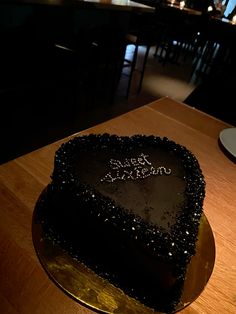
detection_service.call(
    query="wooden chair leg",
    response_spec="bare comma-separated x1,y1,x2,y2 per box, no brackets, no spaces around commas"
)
137,45,150,94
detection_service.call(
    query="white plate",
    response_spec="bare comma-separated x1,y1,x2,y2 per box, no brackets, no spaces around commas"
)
219,128,236,158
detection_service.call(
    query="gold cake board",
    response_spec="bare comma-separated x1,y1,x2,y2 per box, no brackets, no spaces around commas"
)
32,191,215,314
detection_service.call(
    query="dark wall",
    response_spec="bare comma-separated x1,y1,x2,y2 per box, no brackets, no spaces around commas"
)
0,4,131,163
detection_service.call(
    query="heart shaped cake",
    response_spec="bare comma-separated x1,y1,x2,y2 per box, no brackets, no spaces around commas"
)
38,134,205,312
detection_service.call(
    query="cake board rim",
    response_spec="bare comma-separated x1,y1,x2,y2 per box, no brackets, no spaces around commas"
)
32,187,215,314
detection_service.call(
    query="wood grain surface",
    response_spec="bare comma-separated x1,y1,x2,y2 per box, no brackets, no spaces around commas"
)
0,97,235,314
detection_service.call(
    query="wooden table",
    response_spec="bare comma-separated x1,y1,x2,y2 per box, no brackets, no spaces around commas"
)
1,0,154,13
166,3,202,15
0,97,235,314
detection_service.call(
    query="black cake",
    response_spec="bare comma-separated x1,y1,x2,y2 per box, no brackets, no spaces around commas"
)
37,134,205,313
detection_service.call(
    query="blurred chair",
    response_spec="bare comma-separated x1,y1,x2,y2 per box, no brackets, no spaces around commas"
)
190,16,234,83
124,33,153,98
123,12,160,98
153,6,202,65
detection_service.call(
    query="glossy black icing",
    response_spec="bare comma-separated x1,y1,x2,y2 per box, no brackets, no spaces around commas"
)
39,134,205,312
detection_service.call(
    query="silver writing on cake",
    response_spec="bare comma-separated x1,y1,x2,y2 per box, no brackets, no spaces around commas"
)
109,153,151,169
101,153,171,183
